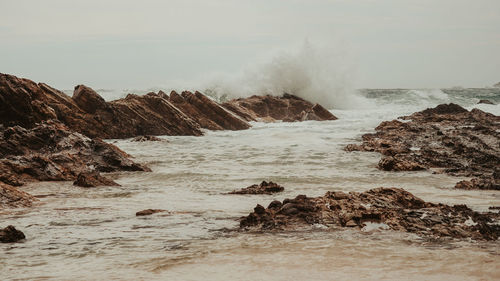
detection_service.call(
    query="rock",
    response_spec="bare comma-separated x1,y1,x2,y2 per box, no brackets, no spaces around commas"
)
136,209,166,216
0,225,25,243
131,135,164,142
240,187,500,240
454,176,499,190
169,91,251,131
222,94,337,122
345,104,500,190
0,182,37,209
73,171,120,188
0,73,202,138
493,82,500,88
228,181,285,195
0,120,150,186
478,99,494,105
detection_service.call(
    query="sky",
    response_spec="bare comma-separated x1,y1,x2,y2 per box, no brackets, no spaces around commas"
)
1,0,499,90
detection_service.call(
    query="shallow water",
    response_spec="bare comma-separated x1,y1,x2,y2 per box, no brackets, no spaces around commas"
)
1,90,499,280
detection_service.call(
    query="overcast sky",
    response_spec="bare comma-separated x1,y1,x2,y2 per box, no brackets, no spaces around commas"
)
1,0,499,90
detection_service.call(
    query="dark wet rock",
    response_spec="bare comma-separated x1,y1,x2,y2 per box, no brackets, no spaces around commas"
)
222,94,337,122
478,99,494,105
228,181,285,195
240,187,500,241
136,209,166,216
489,206,500,210
73,171,120,188
0,120,150,186
0,182,37,209
0,225,25,243
454,176,499,190
345,104,500,190
131,135,164,142
169,91,251,131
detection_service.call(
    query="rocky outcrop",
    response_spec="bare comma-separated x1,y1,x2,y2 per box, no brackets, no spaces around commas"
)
240,187,499,241
345,104,500,190
228,181,284,195
0,182,37,209
0,120,150,187
222,94,337,122
136,209,166,216
73,171,120,188
169,91,251,130
0,225,25,243
0,73,202,138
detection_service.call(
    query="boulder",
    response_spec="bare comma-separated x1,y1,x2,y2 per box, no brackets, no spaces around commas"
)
131,135,164,142
0,225,25,243
136,209,166,216
478,99,494,105
73,171,120,188
0,182,37,209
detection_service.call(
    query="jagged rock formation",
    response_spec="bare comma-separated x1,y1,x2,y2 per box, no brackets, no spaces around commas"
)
169,91,251,130
345,104,499,190
222,94,337,122
0,120,149,187
228,181,285,195
240,187,499,241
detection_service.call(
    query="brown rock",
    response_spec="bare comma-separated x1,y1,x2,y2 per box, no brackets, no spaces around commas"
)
0,120,150,186
345,103,500,190
222,94,337,122
240,187,500,240
169,91,251,131
228,181,285,195
0,225,25,243
0,182,37,209
136,209,166,216
73,171,120,188
478,99,494,105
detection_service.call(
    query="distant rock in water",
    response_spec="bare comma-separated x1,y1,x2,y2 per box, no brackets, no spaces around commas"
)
136,209,166,216
493,82,500,88
0,225,25,243
0,182,37,209
345,103,500,190
228,181,285,195
0,119,150,187
478,99,494,105
73,171,120,188
222,94,337,122
131,135,164,142
240,187,500,241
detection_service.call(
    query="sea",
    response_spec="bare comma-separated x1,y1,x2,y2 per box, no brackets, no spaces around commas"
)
1,88,499,280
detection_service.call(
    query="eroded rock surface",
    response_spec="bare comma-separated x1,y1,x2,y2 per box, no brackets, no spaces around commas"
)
240,187,499,240
228,181,285,195
131,135,164,142
73,171,120,188
345,104,500,190
169,91,251,131
0,225,25,243
0,182,37,209
0,120,150,186
222,94,337,122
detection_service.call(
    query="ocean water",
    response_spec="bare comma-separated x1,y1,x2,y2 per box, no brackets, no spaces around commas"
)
1,89,499,280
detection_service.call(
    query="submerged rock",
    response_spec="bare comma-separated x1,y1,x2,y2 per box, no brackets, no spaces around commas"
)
0,225,25,243
222,94,337,122
0,182,37,209
73,171,120,188
228,181,285,195
131,135,164,142
345,104,500,190
136,209,166,216
240,187,500,241
477,99,494,105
